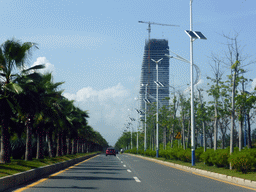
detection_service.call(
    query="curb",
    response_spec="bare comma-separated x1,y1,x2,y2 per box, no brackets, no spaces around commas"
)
0,153,100,191
127,153,256,189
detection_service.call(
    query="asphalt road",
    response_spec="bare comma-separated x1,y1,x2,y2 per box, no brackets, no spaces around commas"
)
9,153,256,192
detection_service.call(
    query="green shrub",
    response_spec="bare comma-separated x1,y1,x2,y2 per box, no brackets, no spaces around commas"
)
145,149,151,156
195,147,204,162
165,150,171,159
177,148,191,162
151,150,156,157
228,151,254,173
200,149,214,166
138,149,144,155
210,149,229,167
159,150,166,158
167,148,179,160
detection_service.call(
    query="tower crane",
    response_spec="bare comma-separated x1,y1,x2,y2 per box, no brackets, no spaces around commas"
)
138,21,179,40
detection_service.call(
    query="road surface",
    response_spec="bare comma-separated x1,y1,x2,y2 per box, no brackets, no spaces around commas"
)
9,153,256,192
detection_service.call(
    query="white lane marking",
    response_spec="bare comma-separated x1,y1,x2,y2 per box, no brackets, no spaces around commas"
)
133,176,141,182
123,165,126,167
117,156,120,160
121,161,123,163
127,169,131,172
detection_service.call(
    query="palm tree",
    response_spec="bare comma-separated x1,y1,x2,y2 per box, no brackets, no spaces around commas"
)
0,38,40,163
31,73,64,159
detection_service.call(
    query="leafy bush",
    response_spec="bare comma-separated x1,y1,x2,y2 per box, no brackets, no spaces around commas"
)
150,150,156,157
177,148,191,162
145,149,152,156
210,149,229,167
166,148,179,160
138,149,144,155
228,151,254,173
200,149,214,166
159,150,166,158
195,147,204,162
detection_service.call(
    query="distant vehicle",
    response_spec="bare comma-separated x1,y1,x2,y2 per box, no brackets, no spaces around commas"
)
115,150,119,154
106,148,116,156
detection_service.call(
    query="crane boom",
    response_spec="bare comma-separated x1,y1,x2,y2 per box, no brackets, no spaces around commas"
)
138,21,179,27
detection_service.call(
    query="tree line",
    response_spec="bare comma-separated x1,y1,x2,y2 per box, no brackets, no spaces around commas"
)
115,34,256,158
0,38,108,164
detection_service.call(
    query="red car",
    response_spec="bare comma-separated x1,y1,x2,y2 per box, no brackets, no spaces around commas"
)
106,148,116,156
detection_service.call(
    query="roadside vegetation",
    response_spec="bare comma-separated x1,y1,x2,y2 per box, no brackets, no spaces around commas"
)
125,142,256,181
0,38,108,166
115,32,256,177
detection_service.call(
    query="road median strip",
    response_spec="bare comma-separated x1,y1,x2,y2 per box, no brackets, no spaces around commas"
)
127,153,256,190
0,153,100,191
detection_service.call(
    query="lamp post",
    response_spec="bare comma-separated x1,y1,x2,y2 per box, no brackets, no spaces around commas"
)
129,117,135,150
151,58,163,158
135,97,140,153
141,84,149,152
165,0,206,166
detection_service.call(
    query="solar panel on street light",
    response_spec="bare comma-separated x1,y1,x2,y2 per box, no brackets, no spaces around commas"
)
194,31,207,40
185,30,198,39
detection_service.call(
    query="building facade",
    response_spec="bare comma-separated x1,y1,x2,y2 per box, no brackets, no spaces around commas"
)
139,39,169,123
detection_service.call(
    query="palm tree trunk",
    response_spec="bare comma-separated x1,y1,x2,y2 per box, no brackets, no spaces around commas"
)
77,139,79,153
36,129,44,159
60,132,64,155
62,133,67,155
25,117,33,161
47,130,53,158
68,138,72,154
0,119,11,163
56,132,62,156
72,138,77,154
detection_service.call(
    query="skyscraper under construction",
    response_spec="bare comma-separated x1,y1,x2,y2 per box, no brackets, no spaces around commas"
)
139,39,169,122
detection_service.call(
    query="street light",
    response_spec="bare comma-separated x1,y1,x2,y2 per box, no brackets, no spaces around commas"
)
141,84,149,152
165,0,206,166
129,117,135,150
185,0,207,166
151,58,164,158
134,97,140,154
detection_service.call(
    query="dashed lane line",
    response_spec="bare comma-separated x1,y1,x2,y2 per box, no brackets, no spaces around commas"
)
133,176,141,183
127,169,131,172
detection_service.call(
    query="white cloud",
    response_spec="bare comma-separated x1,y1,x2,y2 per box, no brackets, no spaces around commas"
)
63,83,136,146
32,57,55,75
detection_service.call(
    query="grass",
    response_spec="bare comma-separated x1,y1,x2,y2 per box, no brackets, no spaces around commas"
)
0,152,100,178
128,153,256,181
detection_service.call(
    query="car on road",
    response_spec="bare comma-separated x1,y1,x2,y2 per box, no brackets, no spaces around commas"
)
106,148,116,156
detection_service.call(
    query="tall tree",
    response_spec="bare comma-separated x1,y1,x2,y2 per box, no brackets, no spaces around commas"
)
0,39,39,163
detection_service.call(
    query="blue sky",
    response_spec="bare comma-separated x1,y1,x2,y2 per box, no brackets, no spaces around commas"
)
1,0,255,146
